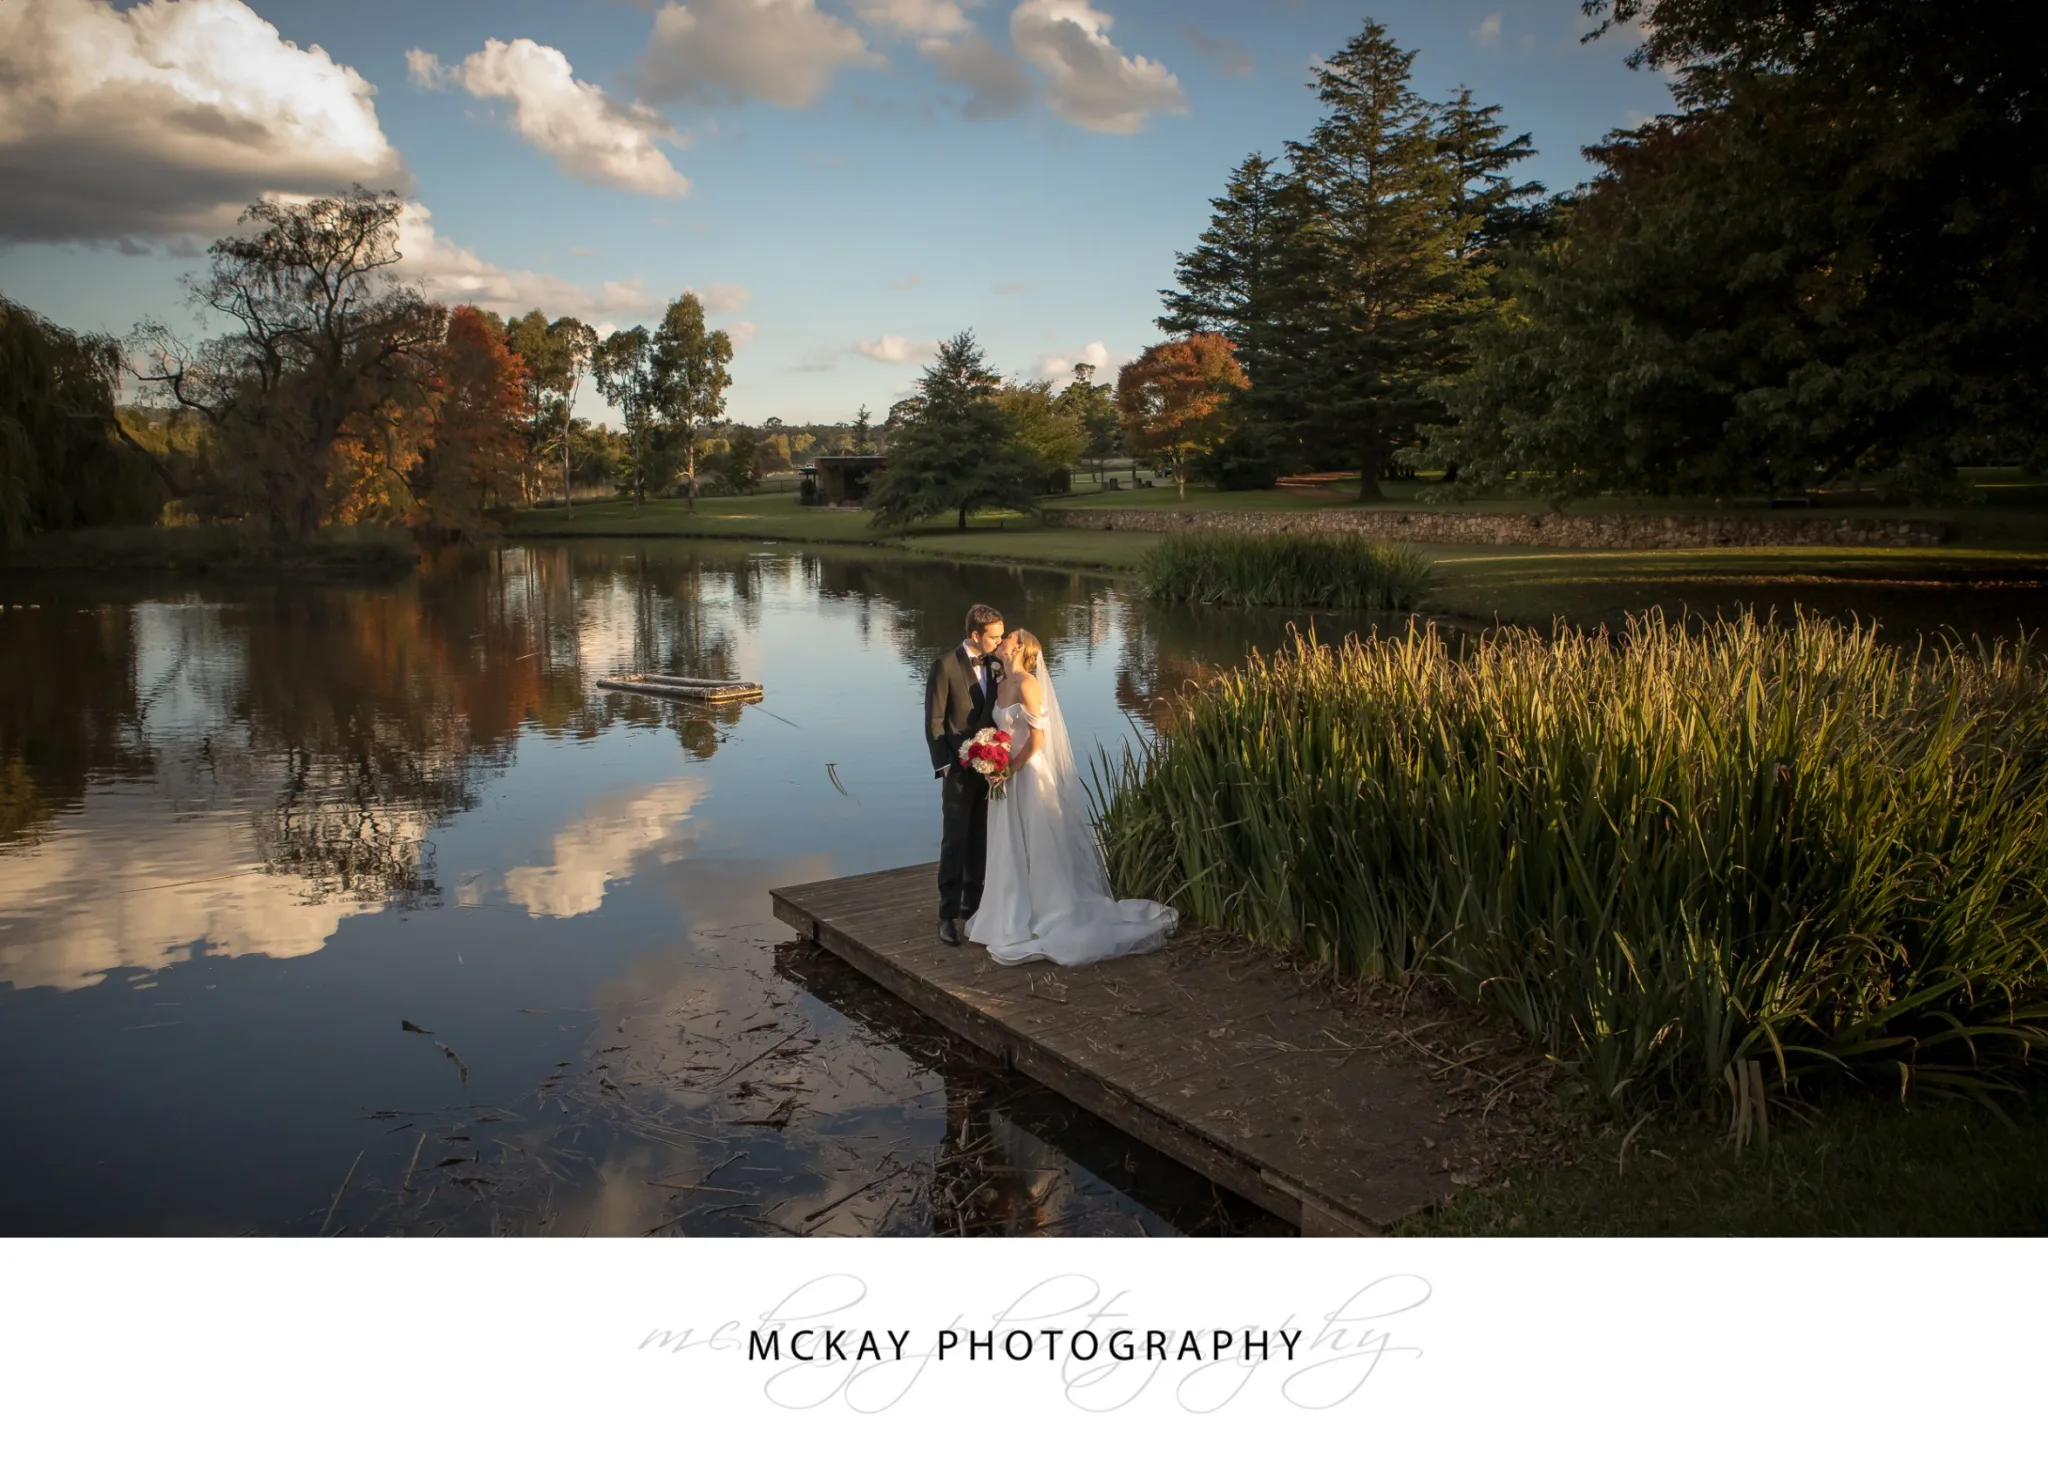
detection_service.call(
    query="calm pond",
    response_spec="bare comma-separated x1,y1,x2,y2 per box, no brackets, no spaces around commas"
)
3,540,2032,1236
1,541,1342,1236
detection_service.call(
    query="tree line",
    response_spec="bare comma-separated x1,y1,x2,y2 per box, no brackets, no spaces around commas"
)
1,188,882,547
865,336,1122,528
1131,1,2045,501
21,2,2026,542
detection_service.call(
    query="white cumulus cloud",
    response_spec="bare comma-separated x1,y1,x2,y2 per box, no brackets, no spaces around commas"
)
393,201,654,320
854,0,976,35
0,0,408,243
1010,0,1187,134
639,0,881,108
918,32,1031,120
1038,339,1128,385
692,282,751,313
409,38,690,198
405,46,442,89
1473,14,1504,48
855,335,939,363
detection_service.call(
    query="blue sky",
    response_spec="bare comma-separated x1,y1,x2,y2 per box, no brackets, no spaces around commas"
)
0,0,1672,423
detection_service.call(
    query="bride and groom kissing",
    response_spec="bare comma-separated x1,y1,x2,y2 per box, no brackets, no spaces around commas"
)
925,603,1177,967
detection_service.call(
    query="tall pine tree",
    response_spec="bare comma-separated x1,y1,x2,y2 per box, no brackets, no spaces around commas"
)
1159,21,1535,498
1280,23,1478,499
1156,153,1288,357
866,332,1038,530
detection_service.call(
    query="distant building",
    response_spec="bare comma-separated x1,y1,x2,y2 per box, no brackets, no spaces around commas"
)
800,455,887,505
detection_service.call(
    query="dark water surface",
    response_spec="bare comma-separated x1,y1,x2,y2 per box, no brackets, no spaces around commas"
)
2,542,1353,1236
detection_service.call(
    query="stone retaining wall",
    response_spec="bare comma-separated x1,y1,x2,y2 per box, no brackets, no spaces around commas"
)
1039,505,1949,550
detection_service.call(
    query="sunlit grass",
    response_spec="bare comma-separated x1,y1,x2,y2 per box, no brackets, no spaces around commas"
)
896,529,1161,571
1095,610,2048,1112
1137,531,1434,610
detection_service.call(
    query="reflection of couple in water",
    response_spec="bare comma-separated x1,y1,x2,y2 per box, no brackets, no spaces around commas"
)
924,603,1177,963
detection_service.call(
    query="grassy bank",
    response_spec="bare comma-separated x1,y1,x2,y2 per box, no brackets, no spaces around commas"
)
1137,531,1433,610
506,493,885,543
1057,475,2048,538
1401,1090,2048,1236
1423,543,2048,635
1095,611,2048,1110
503,493,2048,638
504,493,1165,571
1,524,418,578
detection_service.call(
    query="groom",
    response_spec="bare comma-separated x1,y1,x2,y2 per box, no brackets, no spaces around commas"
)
925,603,1005,946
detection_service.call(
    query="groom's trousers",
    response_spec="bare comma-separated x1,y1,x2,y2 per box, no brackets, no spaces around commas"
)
937,768,990,921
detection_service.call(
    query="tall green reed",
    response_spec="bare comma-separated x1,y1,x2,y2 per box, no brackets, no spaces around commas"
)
1092,611,2048,1109
1136,531,1433,610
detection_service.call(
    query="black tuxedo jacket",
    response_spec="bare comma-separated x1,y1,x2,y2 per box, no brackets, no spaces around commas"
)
926,644,1002,776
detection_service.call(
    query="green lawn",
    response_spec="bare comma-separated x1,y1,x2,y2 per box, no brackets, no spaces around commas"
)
1421,543,2048,635
505,493,1168,570
1059,477,2048,530
1400,1091,2048,1236
1056,482,1383,513
504,493,888,543
503,492,2048,636
895,528,1161,571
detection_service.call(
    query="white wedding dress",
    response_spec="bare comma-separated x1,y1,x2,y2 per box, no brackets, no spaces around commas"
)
963,667,1178,967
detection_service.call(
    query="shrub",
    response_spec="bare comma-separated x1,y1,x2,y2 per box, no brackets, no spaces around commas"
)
1136,530,1432,610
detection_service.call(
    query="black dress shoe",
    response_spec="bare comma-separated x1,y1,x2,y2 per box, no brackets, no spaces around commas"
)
937,917,962,946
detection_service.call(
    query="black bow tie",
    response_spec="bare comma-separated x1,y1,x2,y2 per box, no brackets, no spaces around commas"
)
980,654,1000,666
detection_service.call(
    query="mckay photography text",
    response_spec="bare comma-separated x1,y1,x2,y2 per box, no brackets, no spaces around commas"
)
636,1272,1430,1413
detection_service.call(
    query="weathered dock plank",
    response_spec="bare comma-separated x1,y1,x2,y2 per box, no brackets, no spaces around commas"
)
596,673,764,704
770,862,1482,1235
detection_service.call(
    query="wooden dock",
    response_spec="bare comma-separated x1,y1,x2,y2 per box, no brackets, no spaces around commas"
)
596,673,763,704
770,862,1483,1235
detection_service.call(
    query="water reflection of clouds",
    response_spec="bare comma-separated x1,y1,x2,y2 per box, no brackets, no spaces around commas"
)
552,849,1124,1235
477,851,979,1235
2,548,1290,1233
501,778,706,919
0,790,416,993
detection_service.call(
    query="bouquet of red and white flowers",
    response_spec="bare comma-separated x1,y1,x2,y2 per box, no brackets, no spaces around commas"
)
959,727,1013,798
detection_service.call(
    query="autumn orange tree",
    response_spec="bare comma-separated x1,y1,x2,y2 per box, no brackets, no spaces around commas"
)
409,306,530,528
328,390,431,525
1116,333,1248,498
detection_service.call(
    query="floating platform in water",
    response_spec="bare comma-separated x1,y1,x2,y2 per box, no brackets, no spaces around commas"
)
771,861,1488,1235
596,672,765,703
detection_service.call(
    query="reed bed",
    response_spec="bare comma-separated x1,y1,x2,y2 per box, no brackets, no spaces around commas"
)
1092,611,2048,1109
1136,530,1433,610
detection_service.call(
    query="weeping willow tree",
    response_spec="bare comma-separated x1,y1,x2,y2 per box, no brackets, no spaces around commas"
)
130,188,444,540
0,292,164,548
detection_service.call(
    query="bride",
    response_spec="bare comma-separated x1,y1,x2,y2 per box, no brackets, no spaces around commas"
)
963,630,1178,966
